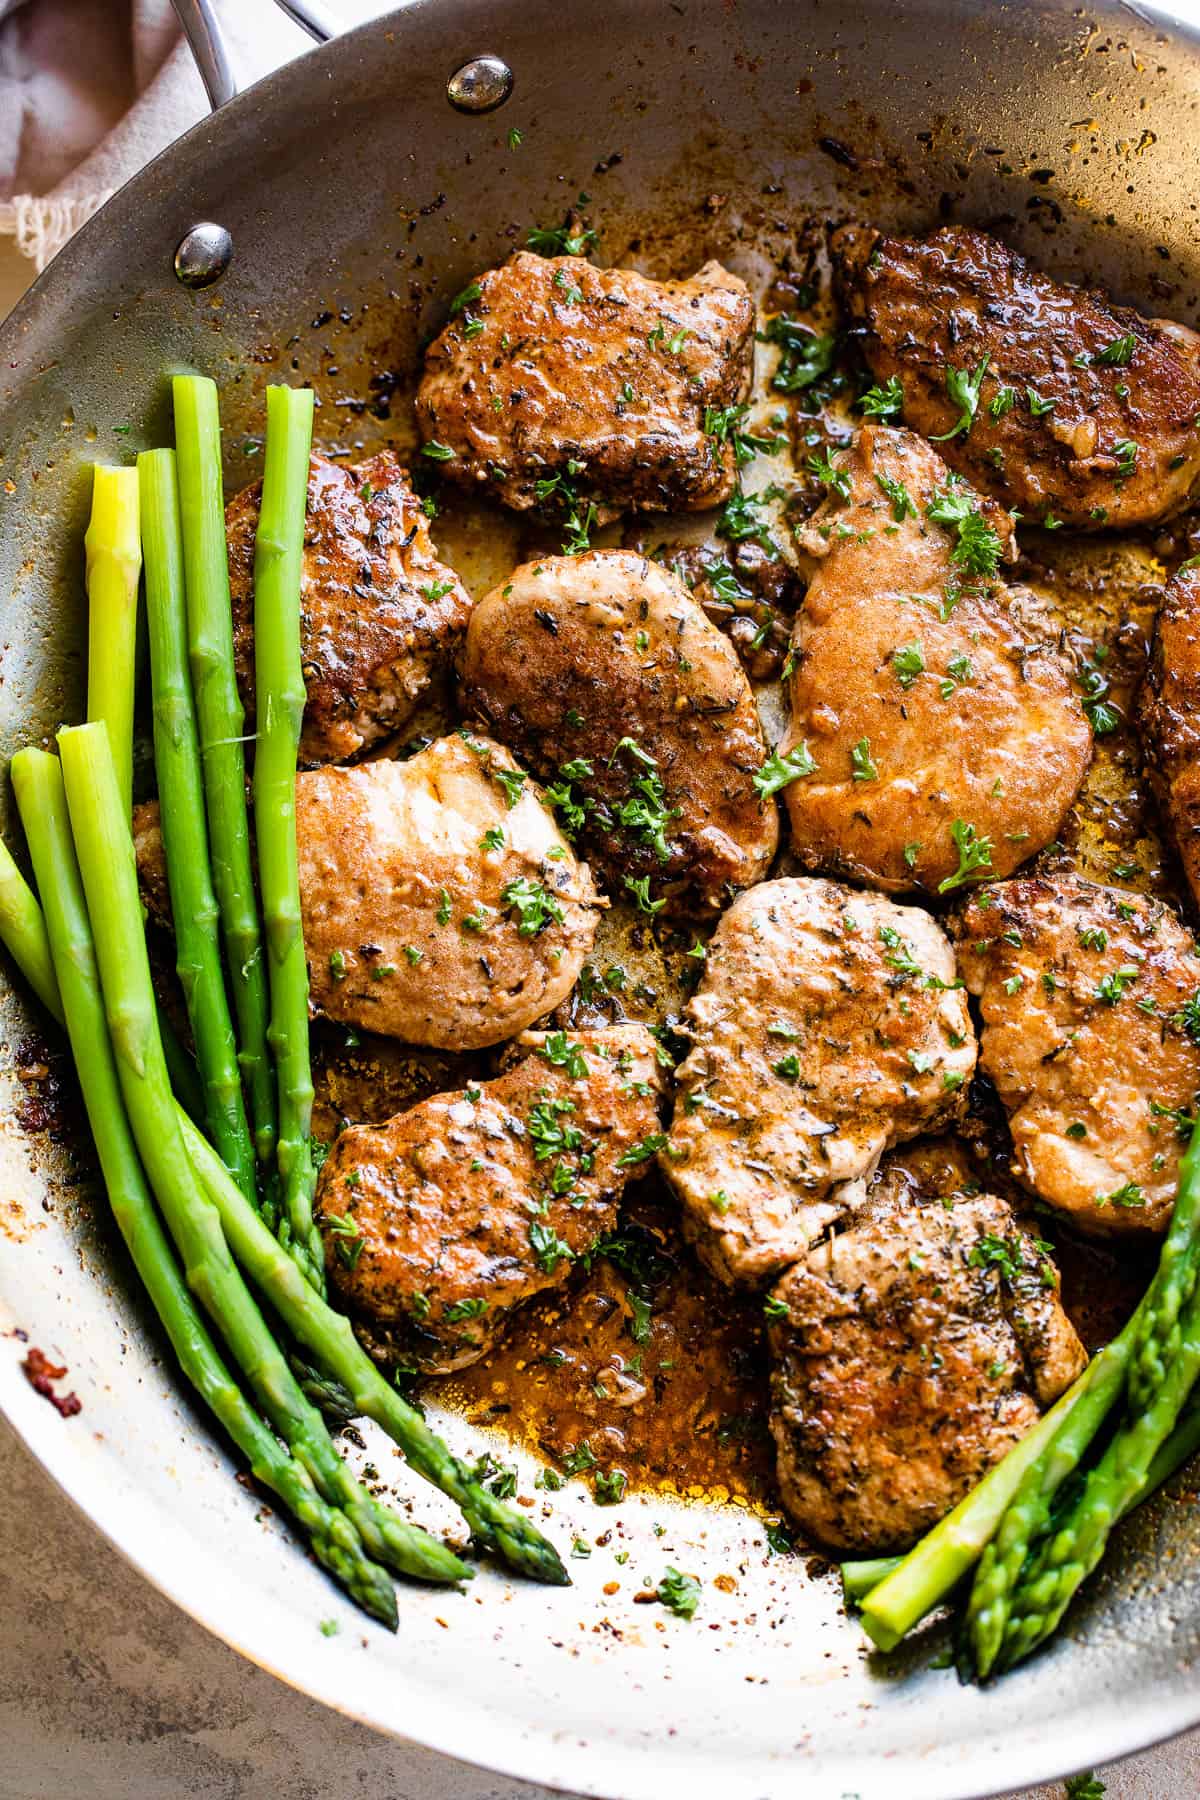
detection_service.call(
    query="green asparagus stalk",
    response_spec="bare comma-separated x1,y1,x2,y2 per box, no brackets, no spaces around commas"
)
857,1380,1085,1652
10,745,397,1624
0,807,543,1584
0,833,205,1125
0,838,62,1018
139,448,257,1200
179,1114,569,1586
966,1130,1200,1675
998,1239,1200,1669
964,1321,1140,1676
1127,1126,1200,1411
54,722,465,1593
842,1392,1200,1614
252,386,321,1280
172,375,276,1174
84,465,141,820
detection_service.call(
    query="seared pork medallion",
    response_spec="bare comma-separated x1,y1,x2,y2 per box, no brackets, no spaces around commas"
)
1138,561,1200,911
416,253,755,520
227,449,471,765
459,550,777,915
833,223,1200,532
298,734,601,1049
766,1162,1087,1552
779,426,1091,894
316,1024,663,1373
660,877,976,1286
955,875,1200,1235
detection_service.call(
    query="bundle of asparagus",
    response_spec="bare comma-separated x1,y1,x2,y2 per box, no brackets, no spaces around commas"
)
843,1136,1200,1674
0,376,567,1625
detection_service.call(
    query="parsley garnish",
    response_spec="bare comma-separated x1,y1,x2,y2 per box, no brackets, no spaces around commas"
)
624,874,666,915
1096,335,1136,367
526,217,596,257
421,440,455,462
807,450,851,501
492,766,526,808
926,485,1004,578
540,1031,590,1079
617,1133,668,1167
656,1567,702,1618
529,1218,575,1273
761,316,837,392
859,375,904,419
718,486,777,554
892,640,925,689
875,471,916,521
501,876,565,936
851,737,879,781
1094,965,1141,1004
753,742,817,798
932,353,990,440
938,819,994,893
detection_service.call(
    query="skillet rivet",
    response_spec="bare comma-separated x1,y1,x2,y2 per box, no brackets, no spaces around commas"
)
174,222,234,289
447,54,514,113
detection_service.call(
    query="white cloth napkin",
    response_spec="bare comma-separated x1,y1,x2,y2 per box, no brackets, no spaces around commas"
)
0,0,380,270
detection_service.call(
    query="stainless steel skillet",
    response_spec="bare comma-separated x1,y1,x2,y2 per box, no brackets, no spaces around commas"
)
2,3,1200,1795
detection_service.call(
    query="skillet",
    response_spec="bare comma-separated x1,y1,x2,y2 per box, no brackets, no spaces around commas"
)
3,2,1200,1794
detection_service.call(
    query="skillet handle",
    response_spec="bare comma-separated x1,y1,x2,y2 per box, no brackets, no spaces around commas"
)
170,0,340,112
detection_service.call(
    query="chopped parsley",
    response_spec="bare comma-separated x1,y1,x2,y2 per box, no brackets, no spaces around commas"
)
421,440,455,462
703,402,785,465
656,1567,702,1619
492,766,526,808
529,1218,575,1273
526,217,597,257
718,486,777,554
859,376,905,419
480,825,505,851
850,736,879,781
624,873,666,915
540,1031,590,1079
1026,386,1056,417
763,1294,791,1319
938,819,994,893
772,1054,801,1081
617,1133,669,1167
435,888,452,926
1094,965,1141,1004
501,876,565,937
926,485,1004,579
939,653,974,699
1096,334,1136,367
807,449,852,501
892,640,926,689
328,949,347,982
753,742,817,798
760,315,837,392
932,353,990,440
875,471,916,521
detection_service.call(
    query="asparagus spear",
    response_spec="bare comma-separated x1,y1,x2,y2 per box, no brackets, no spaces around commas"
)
842,1394,1200,1613
996,1148,1200,1670
139,448,256,1200
180,1114,570,1586
0,834,206,1124
857,1380,1084,1652
1127,1124,1200,1411
9,745,397,1624
54,722,466,1592
172,375,276,1175
252,386,322,1281
84,465,141,819
0,805,557,1585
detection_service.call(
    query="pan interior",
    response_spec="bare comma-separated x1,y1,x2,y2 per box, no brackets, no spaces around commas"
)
2,3,1200,1795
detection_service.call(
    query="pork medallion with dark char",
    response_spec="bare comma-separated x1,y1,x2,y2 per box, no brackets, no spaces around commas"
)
954,874,1200,1235
767,1160,1087,1552
1137,561,1200,913
227,448,471,766
298,734,601,1050
459,550,777,916
316,1024,664,1373
660,877,977,1286
416,253,755,520
779,425,1091,895
832,223,1200,532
